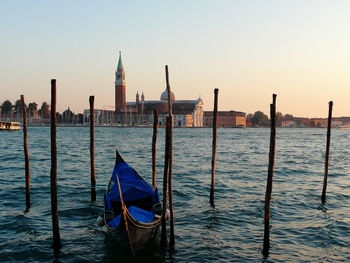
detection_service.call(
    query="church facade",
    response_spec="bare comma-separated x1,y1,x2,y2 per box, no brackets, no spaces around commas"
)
85,52,204,127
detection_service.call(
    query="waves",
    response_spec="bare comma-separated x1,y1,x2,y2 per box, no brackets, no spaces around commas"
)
0,127,349,262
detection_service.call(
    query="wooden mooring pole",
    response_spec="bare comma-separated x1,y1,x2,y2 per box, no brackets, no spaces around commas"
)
89,96,96,202
50,79,61,252
165,65,175,248
210,88,219,207
161,117,170,248
321,101,333,204
21,95,30,212
168,115,174,247
152,109,158,188
263,94,277,257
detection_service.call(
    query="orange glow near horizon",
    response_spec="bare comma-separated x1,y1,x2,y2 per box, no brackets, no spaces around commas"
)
1,1,350,118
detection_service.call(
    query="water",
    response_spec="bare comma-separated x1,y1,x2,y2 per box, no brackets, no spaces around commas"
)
0,127,349,262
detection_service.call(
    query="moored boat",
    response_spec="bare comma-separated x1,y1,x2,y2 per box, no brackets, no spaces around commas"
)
97,148,162,254
0,121,21,131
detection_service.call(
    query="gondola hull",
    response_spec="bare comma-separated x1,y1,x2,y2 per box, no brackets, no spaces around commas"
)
106,212,161,252
101,148,162,254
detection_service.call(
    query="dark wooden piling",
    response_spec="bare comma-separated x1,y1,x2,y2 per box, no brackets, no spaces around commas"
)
263,94,277,257
321,101,333,204
210,88,219,207
168,114,175,247
152,109,158,188
161,117,170,248
165,65,175,248
50,79,61,252
89,96,96,202
165,65,172,114
21,95,30,211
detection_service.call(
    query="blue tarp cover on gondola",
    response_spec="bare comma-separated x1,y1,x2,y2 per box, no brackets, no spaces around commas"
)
107,206,156,228
104,161,159,211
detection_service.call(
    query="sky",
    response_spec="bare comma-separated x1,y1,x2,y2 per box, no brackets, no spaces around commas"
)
1,0,350,117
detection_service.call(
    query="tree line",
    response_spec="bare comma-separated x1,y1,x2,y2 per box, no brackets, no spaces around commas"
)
247,111,295,127
0,99,83,124
0,99,50,118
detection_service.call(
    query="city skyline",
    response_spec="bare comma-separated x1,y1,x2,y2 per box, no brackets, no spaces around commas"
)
1,1,350,117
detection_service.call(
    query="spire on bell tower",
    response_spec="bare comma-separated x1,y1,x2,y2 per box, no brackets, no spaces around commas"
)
117,51,124,72
115,51,126,86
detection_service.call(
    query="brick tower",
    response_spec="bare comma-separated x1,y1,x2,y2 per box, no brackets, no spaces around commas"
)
115,51,126,112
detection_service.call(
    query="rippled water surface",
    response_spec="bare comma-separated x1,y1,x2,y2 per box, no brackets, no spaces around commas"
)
0,127,349,262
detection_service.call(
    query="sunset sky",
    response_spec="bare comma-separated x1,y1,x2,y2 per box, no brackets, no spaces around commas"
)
1,0,350,117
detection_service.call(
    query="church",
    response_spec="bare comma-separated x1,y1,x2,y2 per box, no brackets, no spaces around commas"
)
85,52,204,127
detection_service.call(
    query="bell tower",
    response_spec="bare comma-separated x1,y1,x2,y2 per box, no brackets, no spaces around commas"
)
136,91,140,106
115,51,126,112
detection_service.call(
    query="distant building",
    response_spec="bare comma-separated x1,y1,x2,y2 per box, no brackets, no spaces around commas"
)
334,117,350,128
84,52,204,127
311,118,342,128
203,111,246,128
281,120,295,127
337,117,350,123
128,98,204,127
83,109,115,125
246,118,253,127
289,117,344,128
294,117,311,127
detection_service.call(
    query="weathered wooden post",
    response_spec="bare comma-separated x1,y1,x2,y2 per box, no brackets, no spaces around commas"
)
165,65,175,248
321,101,333,204
263,94,277,257
50,79,61,252
161,117,170,248
152,109,158,188
89,96,96,202
210,88,219,207
21,95,30,212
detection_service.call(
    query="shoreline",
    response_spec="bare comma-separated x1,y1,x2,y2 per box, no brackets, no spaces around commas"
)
21,124,336,129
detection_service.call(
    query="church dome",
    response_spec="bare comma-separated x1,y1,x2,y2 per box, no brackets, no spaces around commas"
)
160,89,175,101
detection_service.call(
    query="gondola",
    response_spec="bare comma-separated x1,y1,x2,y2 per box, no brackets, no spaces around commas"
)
97,148,162,254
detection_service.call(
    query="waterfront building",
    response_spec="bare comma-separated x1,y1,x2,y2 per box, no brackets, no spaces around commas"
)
83,108,115,125
84,52,204,127
203,111,246,128
114,52,203,127
281,119,295,127
310,118,342,128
